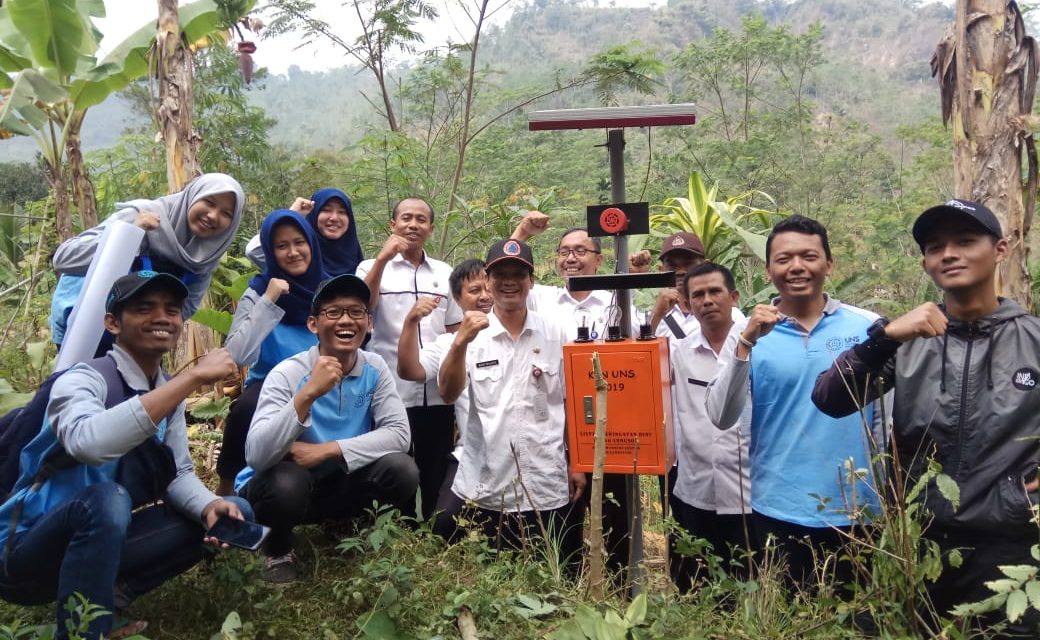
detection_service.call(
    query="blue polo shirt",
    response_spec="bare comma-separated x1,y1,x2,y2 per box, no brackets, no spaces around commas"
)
234,354,383,492
748,297,880,527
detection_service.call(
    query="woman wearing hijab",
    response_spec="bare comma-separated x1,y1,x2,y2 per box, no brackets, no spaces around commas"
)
216,210,328,496
50,173,245,347
245,188,364,276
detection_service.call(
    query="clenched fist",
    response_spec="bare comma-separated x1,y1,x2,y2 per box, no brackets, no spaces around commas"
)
454,310,490,346
192,348,237,386
265,277,290,302
377,234,411,262
743,304,783,344
304,355,344,398
134,211,160,231
883,302,947,342
406,296,442,324
289,197,315,215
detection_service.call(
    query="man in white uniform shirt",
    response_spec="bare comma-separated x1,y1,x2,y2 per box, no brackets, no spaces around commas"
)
508,212,640,574
510,212,641,339
396,258,493,539
356,198,462,519
669,262,752,590
438,239,585,567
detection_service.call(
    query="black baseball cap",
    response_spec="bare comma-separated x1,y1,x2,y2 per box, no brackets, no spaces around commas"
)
311,274,371,315
912,199,1003,251
485,239,535,273
106,271,188,313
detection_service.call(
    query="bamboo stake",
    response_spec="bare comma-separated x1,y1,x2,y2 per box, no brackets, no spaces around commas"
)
587,352,609,599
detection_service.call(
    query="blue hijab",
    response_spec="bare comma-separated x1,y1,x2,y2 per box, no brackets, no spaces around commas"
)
307,188,363,275
248,210,329,325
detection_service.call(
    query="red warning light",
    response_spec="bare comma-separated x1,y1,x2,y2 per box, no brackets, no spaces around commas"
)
599,207,629,234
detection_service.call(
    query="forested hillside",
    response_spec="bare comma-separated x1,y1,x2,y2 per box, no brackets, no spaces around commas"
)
1,0,950,161
0,0,973,316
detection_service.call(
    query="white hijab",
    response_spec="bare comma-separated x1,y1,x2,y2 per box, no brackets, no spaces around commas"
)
115,173,245,274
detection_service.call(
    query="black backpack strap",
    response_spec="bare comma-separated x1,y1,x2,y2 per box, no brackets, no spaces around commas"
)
4,355,140,562
86,355,136,409
662,312,686,340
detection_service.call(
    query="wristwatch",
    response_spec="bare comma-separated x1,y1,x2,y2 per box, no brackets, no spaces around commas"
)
867,317,890,342
867,317,901,349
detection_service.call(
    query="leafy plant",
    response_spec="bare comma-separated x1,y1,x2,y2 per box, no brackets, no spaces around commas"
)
546,592,649,640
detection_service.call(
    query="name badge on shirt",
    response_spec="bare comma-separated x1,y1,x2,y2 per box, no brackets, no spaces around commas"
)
687,378,709,387
476,359,499,368
532,366,549,421
533,389,549,422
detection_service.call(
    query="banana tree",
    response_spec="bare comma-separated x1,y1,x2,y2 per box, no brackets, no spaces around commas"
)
646,172,783,307
0,0,223,240
649,171,778,263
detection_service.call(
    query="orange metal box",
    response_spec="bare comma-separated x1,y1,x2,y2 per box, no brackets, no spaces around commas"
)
563,337,674,475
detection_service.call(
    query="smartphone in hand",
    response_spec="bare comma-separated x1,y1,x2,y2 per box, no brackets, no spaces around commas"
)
205,515,270,551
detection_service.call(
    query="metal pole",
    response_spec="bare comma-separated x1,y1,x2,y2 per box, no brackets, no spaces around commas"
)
607,129,631,335
605,127,644,595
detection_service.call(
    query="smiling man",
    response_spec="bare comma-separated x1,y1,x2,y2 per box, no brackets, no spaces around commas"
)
669,262,751,589
356,198,461,520
238,274,419,583
813,200,1040,635
706,215,882,588
437,240,585,565
0,272,252,640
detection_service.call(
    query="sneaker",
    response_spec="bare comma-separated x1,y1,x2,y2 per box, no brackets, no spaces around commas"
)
262,550,299,583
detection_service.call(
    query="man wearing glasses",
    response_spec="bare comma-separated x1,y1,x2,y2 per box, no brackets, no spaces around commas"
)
237,274,419,583
510,213,631,341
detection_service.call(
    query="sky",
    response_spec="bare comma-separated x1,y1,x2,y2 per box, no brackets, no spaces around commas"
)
95,0,664,75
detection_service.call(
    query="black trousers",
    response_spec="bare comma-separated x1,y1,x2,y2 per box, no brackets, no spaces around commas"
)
216,380,263,481
431,457,464,542
406,404,456,520
443,494,585,574
671,498,751,591
926,527,1040,638
242,453,419,556
751,510,853,589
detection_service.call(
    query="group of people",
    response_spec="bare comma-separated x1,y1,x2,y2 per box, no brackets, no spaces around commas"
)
0,170,1036,638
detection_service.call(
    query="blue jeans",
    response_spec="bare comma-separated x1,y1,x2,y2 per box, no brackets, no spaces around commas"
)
0,481,253,640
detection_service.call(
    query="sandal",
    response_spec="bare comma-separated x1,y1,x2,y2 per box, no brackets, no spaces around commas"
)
108,614,148,639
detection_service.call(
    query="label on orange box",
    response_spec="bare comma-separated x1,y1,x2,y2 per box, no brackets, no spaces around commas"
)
563,338,674,475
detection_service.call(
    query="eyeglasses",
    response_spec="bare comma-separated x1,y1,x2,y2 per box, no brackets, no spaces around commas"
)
318,306,368,320
556,248,600,258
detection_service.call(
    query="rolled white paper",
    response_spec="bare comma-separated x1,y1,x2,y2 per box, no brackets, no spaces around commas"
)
55,220,145,371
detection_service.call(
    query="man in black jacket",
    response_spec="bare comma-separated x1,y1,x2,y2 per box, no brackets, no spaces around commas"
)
813,199,1040,636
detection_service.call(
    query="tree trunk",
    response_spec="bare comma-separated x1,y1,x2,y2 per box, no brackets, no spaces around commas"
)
933,0,1038,306
66,110,98,229
155,0,212,371
446,0,490,214
47,163,72,242
155,0,202,192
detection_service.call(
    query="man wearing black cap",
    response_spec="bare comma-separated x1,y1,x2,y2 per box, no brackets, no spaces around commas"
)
238,274,419,583
437,240,586,564
814,199,1040,635
0,272,252,640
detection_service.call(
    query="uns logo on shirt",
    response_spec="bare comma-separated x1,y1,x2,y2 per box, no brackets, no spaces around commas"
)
1013,367,1038,391
825,336,861,352
354,389,375,408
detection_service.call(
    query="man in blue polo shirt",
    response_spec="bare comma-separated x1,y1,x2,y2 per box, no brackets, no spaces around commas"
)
238,274,419,583
706,215,881,588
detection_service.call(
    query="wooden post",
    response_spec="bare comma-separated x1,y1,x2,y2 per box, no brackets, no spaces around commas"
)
587,352,609,599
